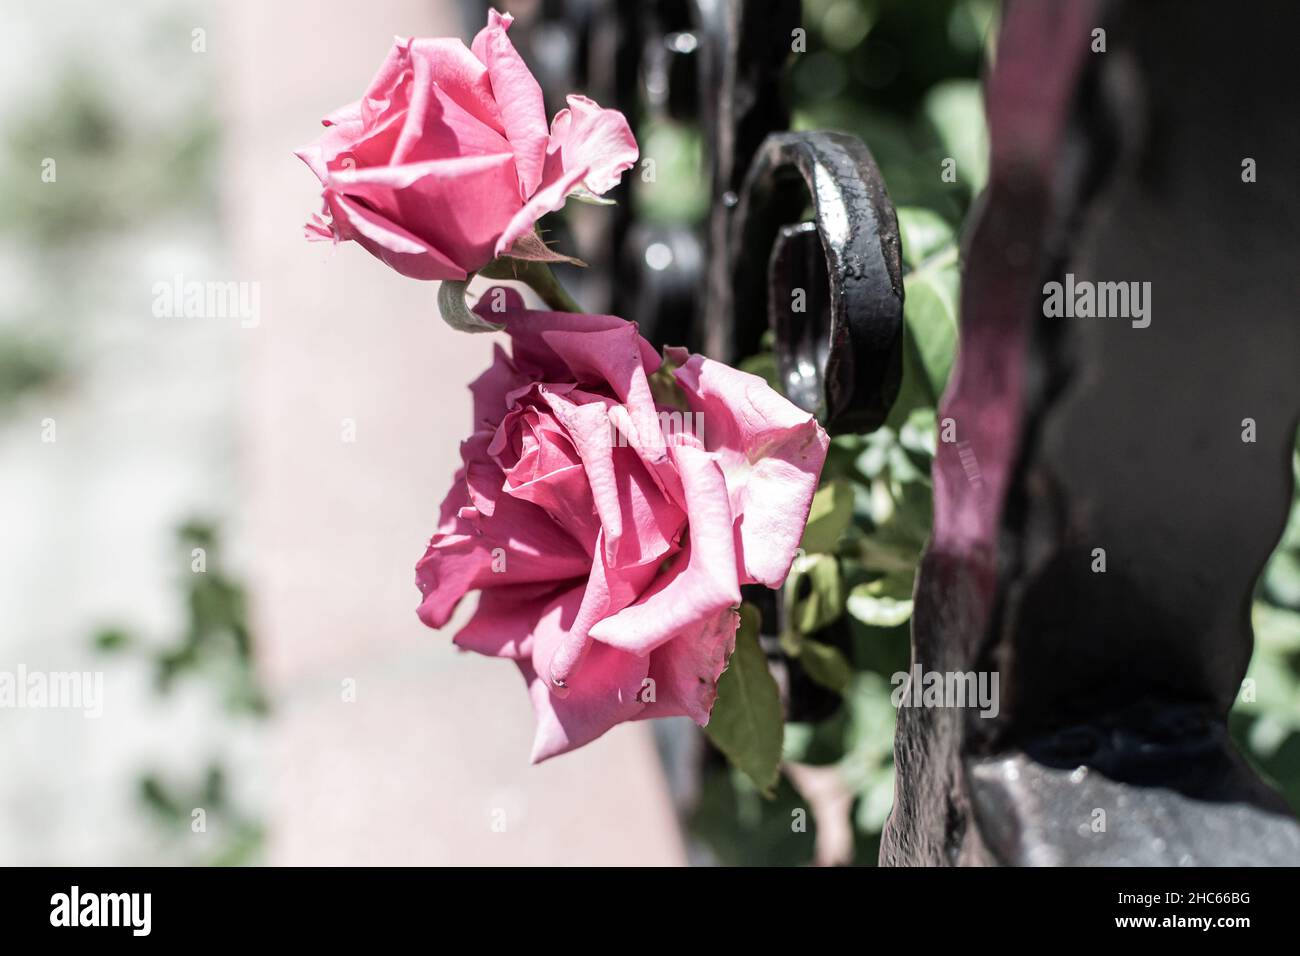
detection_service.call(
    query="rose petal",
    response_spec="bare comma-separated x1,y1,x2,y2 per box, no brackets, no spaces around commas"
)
453,582,574,660
492,164,589,259
406,37,504,134
329,154,522,274
468,344,528,430
638,606,740,724
416,437,593,628
470,286,661,378
323,191,467,280
544,94,639,196
674,354,830,587
516,635,648,763
587,443,741,654
471,10,548,199
541,531,663,691
542,390,683,570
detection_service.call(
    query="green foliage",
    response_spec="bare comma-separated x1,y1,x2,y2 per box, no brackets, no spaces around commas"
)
96,521,265,714
800,479,855,554
1232,439,1300,810
93,520,267,865
888,208,960,428
785,552,846,635
631,122,711,225
0,327,61,412
0,69,219,246
138,763,264,867
705,604,784,795
790,0,996,220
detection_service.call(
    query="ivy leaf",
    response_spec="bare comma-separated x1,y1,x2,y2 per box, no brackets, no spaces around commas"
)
797,638,853,694
800,479,854,554
846,574,915,628
903,250,959,401
923,80,989,198
896,206,955,271
705,603,783,796
887,205,960,428
786,552,845,634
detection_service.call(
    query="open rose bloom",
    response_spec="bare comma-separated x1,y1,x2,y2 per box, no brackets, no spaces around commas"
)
295,10,637,279
416,288,829,760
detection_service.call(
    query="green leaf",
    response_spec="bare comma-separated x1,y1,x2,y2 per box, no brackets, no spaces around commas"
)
705,603,784,795
1253,603,1300,654
801,478,854,553
786,552,845,634
797,638,853,694
886,205,961,428
846,574,915,628
903,252,959,400
898,407,938,458
923,79,989,197
648,354,690,412
896,206,955,271
93,627,131,651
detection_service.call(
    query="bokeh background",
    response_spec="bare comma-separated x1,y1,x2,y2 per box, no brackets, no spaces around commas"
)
1,0,1296,866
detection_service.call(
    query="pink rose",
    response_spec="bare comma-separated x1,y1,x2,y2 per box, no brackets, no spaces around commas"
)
295,10,638,280
416,288,830,761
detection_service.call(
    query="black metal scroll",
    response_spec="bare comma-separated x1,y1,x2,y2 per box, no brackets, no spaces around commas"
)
882,0,1300,866
730,132,903,435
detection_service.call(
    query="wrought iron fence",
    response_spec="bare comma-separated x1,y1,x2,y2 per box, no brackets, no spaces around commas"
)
504,0,1300,865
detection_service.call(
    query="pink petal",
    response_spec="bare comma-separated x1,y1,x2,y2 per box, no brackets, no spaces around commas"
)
470,286,661,378
328,153,522,274
357,39,416,126
639,606,740,725
542,531,662,692
517,640,648,763
492,406,602,553
323,191,467,280
545,94,639,196
294,106,403,184
674,355,830,587
492,164,589,258
471,10,548,199
453,582,573,659
539,325,659,416
542,390,684,570
406,37,504,134
587,443,741,655
415,437,592,628
467,344,528,430
392,39,511,164
415,526,489,628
